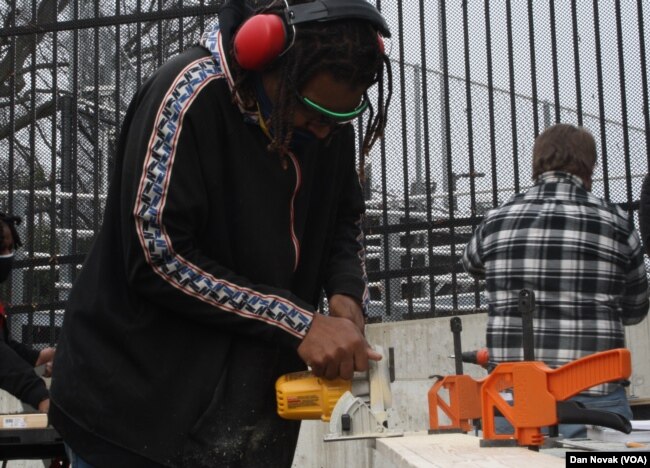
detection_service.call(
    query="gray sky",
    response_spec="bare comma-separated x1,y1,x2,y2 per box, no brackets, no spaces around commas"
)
367,0,649,209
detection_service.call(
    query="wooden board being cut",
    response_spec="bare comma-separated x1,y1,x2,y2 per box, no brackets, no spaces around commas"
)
375,432,565,468
0,413,48,429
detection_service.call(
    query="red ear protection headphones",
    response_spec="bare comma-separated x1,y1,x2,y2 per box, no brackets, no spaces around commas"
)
233,0,391,71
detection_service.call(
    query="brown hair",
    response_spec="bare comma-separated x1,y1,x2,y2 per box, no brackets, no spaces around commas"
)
532,123,597,182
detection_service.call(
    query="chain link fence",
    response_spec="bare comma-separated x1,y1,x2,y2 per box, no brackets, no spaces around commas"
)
0,0,648,347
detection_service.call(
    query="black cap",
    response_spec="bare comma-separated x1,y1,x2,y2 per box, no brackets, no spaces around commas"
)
0,212,22,248
286,0,391,38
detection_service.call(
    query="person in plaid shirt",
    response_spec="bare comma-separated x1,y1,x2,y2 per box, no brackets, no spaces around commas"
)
463,123,649,437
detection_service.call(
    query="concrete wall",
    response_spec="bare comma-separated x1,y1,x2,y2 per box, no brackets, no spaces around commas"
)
626,315,650,400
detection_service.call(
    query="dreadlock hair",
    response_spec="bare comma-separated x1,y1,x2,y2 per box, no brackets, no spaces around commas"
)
230,0,392,181
0,212,22,251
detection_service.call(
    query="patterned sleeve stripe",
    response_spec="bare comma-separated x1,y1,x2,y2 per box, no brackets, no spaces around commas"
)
133,56,313,339
205,28,247,113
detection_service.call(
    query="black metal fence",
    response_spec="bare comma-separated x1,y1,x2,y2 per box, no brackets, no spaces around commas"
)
0,1,648,347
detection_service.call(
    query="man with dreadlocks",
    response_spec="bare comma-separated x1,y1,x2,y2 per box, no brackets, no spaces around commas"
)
0,212,55,414
50,0,392,466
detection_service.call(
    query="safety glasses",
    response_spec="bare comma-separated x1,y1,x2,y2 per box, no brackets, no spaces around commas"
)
293,89,370,127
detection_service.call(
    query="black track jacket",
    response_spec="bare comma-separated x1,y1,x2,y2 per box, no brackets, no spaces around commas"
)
49,16,369,468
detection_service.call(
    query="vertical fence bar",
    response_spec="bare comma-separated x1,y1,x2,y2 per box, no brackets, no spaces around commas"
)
179,0,185,51
571,0,584,126
60,99,72,307
484,0,498,209
396,1,413,319
4,6,16,334
114,0,121,178
6,6,16,213
418,0,436,315
528,0,540,136
24,0,38,346
411,65,423,315
505,0,520,194
377,0,394,317
6,3,16,307
636,0,650,171
93,3,101,233
462,0,481,309
549,0,561,123
378,119,392,318
60,95,72,234
49,19,60,346
637,0,650,170
72,0,80,283
437,1,449,213
439,0,457,311
157,0,163,68
199,0,206,34
614,1,634,212
375,0,392,317
136,0,142,87
593,0,610,200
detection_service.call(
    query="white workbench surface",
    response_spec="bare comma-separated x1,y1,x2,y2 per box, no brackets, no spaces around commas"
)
374,432,565,468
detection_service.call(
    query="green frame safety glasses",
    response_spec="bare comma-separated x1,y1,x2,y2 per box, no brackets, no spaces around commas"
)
300,94,369,120
295,92,370,126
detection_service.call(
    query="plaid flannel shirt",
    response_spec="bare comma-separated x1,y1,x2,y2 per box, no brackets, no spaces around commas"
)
463,171,649,395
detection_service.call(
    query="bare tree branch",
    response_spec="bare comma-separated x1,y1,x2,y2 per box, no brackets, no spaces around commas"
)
0,0,72,97
0,2,18,48
0,99,55,140
14,137,47,177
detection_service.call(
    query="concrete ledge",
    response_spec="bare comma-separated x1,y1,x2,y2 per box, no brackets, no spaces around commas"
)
375,432,565,467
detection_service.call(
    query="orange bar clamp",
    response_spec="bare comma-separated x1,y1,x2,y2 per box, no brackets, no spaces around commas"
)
428,375,483,432
480,348,632,446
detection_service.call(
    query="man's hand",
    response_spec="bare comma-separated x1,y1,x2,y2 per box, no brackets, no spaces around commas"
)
328,294,365,332
36,347,55,377
297,313,381,381
37,398,50,413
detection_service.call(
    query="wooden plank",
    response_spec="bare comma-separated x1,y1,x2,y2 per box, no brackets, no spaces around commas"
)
375,432,565,467
0,413,48,429
629,397,650,406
